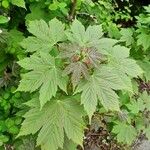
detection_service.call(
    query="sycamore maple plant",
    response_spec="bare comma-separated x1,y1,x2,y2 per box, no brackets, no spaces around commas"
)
16,18,143,150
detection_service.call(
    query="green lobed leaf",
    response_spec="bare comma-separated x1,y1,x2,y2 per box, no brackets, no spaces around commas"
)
85,24,103,46
66,19,104,48
120,28,134,46
21,18,65,53
107,45,143,78
126,99,145,114
25,3,52,23
137,33,150,50
67,19,85,46
17,52,68,108
95,38,118,55
136,27,150,51
112,122,137,145
6,29,25,55
107,23,121,39
18,97,85,150
74,65,124,121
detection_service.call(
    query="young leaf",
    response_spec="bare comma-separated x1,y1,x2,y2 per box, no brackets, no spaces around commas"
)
64,62,89,88
112,122,137,145
60,20,106,87
17,52,68,108
21,18,65,53
18,97,85,150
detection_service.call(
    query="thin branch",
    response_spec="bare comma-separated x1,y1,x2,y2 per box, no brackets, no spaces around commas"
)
68,0,77,21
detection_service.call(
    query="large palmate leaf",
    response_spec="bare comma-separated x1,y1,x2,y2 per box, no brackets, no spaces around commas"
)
108,45,142,76
66,19,103,48
62,20,141,91
91,34,142,79
17,52,67,108
21,18,65,53
112,122,137,145
18,97,85,150
74,65,130,120
105,45,143,90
